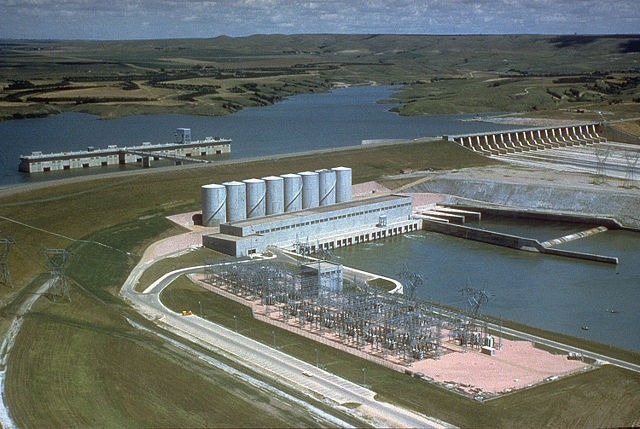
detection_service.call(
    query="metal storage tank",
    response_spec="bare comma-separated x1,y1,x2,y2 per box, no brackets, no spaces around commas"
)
223,181,247,222
262,176,284,215
332,166,352,203
299,171,319,209
201,184,226,226
281,173,302,212
243,178,266,219
316,168,336,206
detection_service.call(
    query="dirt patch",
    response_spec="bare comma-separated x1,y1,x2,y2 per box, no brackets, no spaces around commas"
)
352,181,391,197
411,338,588,395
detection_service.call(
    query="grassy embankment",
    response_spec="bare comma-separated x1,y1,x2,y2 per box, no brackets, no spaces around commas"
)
6,217,357,428
0,139,498,427
1,34,638,121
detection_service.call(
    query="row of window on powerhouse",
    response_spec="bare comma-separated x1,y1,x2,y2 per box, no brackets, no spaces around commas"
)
253,202,411,236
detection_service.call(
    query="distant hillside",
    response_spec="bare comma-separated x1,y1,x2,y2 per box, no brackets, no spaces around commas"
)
0,34,638,120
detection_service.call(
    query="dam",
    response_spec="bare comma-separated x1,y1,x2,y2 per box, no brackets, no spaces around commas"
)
18,128,231,173
445,123,604,156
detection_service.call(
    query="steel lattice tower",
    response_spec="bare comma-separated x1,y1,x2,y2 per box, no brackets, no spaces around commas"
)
44,248,72,302
0,236,14,288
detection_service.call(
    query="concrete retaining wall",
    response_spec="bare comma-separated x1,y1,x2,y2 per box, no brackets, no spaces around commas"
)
422,220,539,250
422,220,618,264
442,205,625,230
407,178,640,228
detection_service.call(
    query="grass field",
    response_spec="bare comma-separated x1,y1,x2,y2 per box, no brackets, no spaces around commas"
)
4,215,363,428
161,276,640,428
1,34,638,121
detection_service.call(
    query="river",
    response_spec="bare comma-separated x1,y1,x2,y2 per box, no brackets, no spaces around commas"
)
0,85,516,188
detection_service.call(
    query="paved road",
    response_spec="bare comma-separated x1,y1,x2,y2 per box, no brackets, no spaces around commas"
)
121,263,450,428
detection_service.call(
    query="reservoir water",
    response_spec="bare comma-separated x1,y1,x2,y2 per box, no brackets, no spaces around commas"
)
0,85,517,188
331,218,640,352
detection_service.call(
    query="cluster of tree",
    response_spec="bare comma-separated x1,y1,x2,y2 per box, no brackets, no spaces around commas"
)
3,85,84,102
26,96,155,104
4,80,35,90
586,76,640,95
120,81,140,90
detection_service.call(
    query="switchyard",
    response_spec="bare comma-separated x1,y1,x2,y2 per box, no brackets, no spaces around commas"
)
201,257,496,365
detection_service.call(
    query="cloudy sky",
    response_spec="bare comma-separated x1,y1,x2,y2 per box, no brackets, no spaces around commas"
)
1,0,638,40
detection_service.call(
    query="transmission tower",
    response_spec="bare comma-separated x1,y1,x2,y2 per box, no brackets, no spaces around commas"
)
459,286,492,316
594,145,610,184
0,235,15,288
624,150,640,188
397,264,424,299
44,248,72,302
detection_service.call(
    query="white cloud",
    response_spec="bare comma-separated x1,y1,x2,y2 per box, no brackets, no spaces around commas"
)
0,0,638,39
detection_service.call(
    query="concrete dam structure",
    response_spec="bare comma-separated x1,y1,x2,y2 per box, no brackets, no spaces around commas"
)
445,123,605,156
19,128,231,173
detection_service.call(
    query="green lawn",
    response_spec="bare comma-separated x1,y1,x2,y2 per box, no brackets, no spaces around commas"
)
6,293,334,428
5,216,358,428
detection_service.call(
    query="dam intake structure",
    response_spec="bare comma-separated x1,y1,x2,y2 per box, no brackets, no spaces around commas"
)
445,123,604,157
18,128,231,173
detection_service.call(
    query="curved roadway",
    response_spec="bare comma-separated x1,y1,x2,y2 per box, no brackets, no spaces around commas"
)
121,262,450,428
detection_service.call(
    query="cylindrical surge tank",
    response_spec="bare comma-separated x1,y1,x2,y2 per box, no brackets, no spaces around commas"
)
262,176,284,215
201,184,226,226
316,168,336,206
281,173,302,212
299,171,319,209
223,181,247,222
332,166,352,203
244,178,266,218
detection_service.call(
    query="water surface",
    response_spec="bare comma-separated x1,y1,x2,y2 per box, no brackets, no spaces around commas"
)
0,85,518,187
331,222,640,351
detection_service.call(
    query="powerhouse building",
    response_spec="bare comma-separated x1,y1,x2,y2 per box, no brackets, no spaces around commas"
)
203,193,419,257
202,166,420,257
